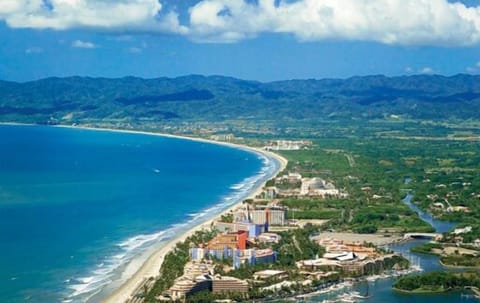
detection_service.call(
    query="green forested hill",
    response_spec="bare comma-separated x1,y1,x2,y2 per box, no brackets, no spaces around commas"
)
0,74,479,125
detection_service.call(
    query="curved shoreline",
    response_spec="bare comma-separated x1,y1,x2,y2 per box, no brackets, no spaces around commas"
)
439,259,480,270
32,124,288,303
0,122,288,303
392,287,450,294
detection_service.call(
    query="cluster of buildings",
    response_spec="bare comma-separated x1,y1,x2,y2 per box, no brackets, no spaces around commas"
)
233,204,288,226
318,238,380,259
448,226,480,247
264,140,312,151
189,207,284,269
295,238,398,276
189,245,277,269
168,204,289,300
452,226,473,236
270,173,347,198
159,261,249,301
209,134,235,141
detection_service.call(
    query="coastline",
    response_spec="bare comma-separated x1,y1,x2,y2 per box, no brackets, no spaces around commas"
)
85,126,287,303
392,287,449,294
439,259,480,270
0,123,287,303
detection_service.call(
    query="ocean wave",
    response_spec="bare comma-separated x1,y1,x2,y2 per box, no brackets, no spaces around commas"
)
77,276,94,284
64,151,280,302
65,230,170,302
117,231,166,252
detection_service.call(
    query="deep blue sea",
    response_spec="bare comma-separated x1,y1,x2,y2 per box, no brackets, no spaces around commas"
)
0,125,278,303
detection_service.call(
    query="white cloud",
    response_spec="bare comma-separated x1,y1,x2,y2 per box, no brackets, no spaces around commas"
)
2,0,480,46
420,66,435,74
465,61,480,73
2,0,164,30
72,40,96,49
186,0,480,45
466,66,477,73
25,46,43,54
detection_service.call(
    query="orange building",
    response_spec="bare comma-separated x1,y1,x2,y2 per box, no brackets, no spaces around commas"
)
207,231,247,250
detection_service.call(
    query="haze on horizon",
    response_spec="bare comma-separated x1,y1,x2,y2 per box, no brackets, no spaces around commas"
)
1,0,480,82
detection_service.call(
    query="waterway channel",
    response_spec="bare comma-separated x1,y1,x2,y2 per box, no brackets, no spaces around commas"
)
282,191,478,302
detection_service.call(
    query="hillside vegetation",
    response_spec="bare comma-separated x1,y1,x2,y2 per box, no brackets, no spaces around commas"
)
1,74,480,125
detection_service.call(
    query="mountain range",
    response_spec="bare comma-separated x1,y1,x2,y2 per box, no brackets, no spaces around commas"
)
0,74,479,125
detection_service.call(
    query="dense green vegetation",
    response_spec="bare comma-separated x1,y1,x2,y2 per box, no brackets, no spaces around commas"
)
440,255,480,268
281,198,342,220
1,75,478,237
410,243,443,255
393,271,480,293
273,225,325,267
410,243,480,267
3,74,480,300
2,74,480,127
277,138,450,233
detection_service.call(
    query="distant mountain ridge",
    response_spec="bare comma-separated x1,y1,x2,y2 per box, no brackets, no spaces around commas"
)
0,74,479,124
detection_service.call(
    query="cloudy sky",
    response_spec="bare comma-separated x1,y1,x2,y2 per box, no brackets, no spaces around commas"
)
1,0,480,81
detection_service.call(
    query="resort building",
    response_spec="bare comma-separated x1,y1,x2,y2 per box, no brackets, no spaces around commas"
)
299,271,338,280
296,253,401,276
261,280,312,292
447,206,471,213
164,274,249,300
211,276,249,294
167,275,212,301
318,238,379,260
183,261,215,279
210,134,235,141
214,221,264,238
161,260,249,300
276,172,303,183
190,247,237,261
264,140,312,151
190,247,277,269
250,205,287,226
253,269,288,280
263,186,279,199
207,231,247,250
233,248,277,269
452,226,473,235
300,177,342,197
189,248,208,261
255,248,277,264
257,232,282,244
233,204,287,226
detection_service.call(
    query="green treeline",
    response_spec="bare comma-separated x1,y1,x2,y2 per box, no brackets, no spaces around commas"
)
410,243,443,255
393,271,480,293
440,255,480,268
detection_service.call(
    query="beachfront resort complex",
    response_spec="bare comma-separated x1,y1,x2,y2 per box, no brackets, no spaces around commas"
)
124,164,418,302
3,2,480,301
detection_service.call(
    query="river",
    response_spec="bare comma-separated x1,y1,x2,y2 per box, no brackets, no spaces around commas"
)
280,191,478,302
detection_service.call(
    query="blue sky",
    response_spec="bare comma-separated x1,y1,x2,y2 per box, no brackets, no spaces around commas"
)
1,0,480,82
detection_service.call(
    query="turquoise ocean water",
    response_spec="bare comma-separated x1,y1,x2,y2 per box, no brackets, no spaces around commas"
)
0,125,278,303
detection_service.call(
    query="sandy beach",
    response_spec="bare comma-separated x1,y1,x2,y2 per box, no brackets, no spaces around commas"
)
43,125,289,303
